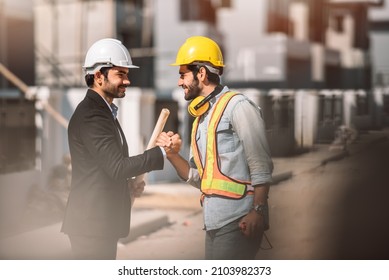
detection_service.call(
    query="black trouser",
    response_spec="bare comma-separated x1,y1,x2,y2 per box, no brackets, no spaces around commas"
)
68,235,119,260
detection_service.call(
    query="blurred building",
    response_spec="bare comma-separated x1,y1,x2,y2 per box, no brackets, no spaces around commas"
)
0,0,37,235
0,0,35,88
34,0,154,88
31,0,386,91
369,0,389,86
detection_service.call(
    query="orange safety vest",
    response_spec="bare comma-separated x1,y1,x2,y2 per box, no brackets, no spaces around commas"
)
191,91,251,199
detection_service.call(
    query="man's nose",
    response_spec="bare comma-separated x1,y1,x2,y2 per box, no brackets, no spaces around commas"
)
124,77,131,86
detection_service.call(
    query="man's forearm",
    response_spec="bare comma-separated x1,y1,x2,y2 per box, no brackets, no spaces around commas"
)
253,183,270,205
167,153,190,181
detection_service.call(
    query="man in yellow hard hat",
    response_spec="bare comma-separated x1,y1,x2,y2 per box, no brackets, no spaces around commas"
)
158,36,274,259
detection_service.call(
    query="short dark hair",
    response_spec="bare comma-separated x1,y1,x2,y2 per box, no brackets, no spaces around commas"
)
85,74,94,87
187,64,221,85
84,67,111,87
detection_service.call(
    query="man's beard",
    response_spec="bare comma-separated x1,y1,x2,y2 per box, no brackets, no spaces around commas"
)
184,79,201,101
104,79,127,99
106,89,125,99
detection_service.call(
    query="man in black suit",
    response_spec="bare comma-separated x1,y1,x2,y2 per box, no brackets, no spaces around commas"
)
61,38,177,259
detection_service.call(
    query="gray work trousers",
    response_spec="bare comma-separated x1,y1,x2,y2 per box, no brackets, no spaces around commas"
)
205,218,263,260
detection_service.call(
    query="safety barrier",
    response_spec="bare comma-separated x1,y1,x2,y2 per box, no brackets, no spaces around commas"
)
316,90,343,143
243,88,376,154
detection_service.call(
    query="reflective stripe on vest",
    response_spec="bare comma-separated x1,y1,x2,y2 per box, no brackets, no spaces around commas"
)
191,91,251,199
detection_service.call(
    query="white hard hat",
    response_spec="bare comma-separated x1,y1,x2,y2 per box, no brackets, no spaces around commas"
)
83,38,139,75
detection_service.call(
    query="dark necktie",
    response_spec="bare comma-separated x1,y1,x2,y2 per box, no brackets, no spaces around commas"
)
110,103,118,119
110,103,124,146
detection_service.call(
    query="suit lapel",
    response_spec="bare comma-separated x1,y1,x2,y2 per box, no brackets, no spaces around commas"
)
86,89,129,156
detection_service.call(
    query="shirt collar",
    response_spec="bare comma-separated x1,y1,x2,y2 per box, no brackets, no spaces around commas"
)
98,94,118,119
210,85,229,106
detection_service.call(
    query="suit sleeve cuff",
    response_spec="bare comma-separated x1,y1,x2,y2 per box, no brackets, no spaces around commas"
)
159,146,167,158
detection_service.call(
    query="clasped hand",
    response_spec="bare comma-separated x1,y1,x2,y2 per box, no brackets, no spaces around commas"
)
156,131,182,155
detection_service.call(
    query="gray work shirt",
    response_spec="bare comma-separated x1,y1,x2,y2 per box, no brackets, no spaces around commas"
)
187,86,273,230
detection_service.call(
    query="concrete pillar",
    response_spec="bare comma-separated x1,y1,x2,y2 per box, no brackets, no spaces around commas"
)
289,2,309,41
38,87,67,188
373,87,384,129
343,89,356,128
295,90,319,148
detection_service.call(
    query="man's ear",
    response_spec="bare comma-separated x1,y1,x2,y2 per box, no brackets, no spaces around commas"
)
198,66,207,81
95,71,103,85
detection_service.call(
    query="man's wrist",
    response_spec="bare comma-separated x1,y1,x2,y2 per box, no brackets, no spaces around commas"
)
251,203,268,216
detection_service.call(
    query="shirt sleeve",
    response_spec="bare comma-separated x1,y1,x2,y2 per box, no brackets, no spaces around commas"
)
229,96,273,185
186,167,201,189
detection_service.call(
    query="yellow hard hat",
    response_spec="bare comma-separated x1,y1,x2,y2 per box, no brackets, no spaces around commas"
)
171,36,225,68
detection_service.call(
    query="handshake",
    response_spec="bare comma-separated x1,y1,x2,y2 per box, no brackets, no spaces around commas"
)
129,131,182,203
155,131,182,157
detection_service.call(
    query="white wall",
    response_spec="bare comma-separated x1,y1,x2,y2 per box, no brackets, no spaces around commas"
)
369,0,389,85
369,0,389,21
3,0,33,19
370,32,389,85
217,0,268,81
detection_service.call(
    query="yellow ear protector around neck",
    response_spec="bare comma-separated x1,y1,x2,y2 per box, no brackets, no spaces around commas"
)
188,85,223,117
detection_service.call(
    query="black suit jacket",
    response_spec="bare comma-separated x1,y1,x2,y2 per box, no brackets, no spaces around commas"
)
61,89,164,238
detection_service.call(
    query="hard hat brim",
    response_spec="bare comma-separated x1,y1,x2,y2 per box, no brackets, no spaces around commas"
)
83,63,139,75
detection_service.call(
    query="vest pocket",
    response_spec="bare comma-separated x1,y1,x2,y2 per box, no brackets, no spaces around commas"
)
216,119,236,154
